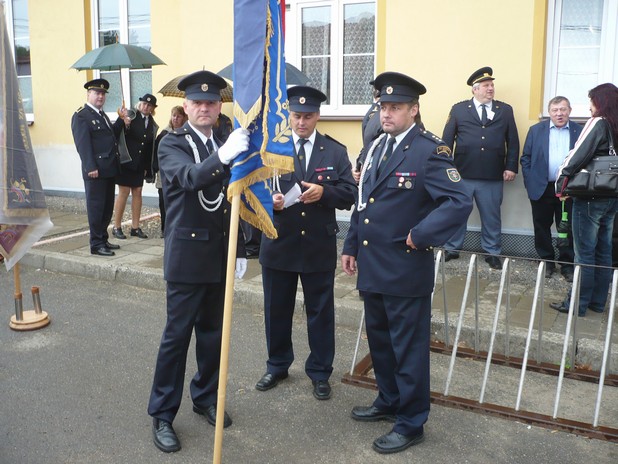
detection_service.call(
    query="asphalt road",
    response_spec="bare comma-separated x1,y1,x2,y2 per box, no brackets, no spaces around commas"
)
1,267,616,463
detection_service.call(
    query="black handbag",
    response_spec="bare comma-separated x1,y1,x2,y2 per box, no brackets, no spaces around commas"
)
563,122,618,197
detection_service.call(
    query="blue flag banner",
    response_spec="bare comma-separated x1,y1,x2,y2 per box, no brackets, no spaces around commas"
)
0,4,52,270
229,0,294,239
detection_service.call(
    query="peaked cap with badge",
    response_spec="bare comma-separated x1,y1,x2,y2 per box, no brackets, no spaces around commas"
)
467,66,494,86
372,72,426,103
139,93,158,106
84,78,110,93
178,70,227,101
287,85,327,112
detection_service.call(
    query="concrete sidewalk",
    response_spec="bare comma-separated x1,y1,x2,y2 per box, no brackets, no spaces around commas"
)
2,195,616,462
23,196,617,354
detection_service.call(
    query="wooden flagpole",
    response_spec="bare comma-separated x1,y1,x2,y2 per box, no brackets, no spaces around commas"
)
213,193,241,464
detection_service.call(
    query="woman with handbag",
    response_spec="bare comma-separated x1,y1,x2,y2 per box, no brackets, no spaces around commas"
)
552,83,618,316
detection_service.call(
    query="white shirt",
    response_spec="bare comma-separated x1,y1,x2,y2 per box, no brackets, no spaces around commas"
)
548,121,571,181
473,98,492,120
292,130,317,168
188,122,218,153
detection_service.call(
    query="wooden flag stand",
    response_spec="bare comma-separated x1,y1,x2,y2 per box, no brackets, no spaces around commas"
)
8,263,51,331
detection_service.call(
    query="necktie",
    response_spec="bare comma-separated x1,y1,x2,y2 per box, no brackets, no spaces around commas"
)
144,116,149,129
298,138,308,177
481,104,488,125
205,138,214,157
377,137,396,175
99,110,111,129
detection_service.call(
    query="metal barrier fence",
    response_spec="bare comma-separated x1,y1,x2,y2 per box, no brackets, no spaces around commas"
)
342,250,618,441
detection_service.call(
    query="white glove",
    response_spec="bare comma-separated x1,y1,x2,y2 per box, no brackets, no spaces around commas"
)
218,128,250,165
235,257,248,279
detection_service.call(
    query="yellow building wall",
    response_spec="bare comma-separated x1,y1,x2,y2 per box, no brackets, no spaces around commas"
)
26,0,550,232
321,0,547,163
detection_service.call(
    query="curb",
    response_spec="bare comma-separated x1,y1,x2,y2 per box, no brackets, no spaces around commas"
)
21,248,617,373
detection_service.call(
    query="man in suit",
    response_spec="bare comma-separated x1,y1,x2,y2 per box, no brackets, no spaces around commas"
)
71,78,127,256
255,85,356,401
147,70,249,453
442,67,520,269
521,96,582,281
342,72,472,454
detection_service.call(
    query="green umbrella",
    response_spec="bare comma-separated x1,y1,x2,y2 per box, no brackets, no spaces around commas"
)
71,43,166,108
71,43,165,71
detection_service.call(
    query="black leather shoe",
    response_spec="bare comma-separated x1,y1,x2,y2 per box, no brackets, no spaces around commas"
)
545,266,555,279
255,372,288,391
550,301,569,313
130,227,148,238
312,380,332,400
91,246,115,256
152,418,181,453
372,430,424,454
444,251,459,262
351,405,396,423
485,255,502,270
105,241,120,250
193,403,232,428
112,227,126,239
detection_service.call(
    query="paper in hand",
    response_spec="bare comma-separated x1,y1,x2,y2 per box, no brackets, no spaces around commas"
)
283,183,302,208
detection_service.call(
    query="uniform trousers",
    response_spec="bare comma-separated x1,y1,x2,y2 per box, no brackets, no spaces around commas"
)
83,176,115,249
364,292,430,436
148,281,225,424
262,266,335,380
530,182,574,270
445,179,503,255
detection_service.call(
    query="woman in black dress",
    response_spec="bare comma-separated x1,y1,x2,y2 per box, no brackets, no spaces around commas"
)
112,94,159,239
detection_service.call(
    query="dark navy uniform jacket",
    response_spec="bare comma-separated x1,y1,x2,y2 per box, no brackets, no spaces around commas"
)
123,112,159,177
443,98,519,180
71,105,123,179
343,126,473,297
260,132,357,273
158,123,244,284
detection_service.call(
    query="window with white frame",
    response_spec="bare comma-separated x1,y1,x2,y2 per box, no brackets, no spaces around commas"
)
93,0,152,113
4,0,33,119
544,0,618,118
286,0,376,117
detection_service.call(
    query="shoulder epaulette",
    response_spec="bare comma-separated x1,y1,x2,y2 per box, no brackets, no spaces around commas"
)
170,127,189,136
420,129,445,145
75,106,84,113
324,133,347,149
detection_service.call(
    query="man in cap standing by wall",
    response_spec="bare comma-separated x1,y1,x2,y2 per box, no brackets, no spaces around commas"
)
255,85,356,401
71,78,128,256
342,72,472,454
442,67,519,269
147,70,249,453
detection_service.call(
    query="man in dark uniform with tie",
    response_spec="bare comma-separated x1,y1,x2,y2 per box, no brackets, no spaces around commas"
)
147,70,249,453
442,67,519,269
342,72,472,454
255,85,356,400
71,78,127,256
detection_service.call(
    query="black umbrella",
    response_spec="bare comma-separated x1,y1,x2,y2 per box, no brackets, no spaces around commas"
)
218,62,310,86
